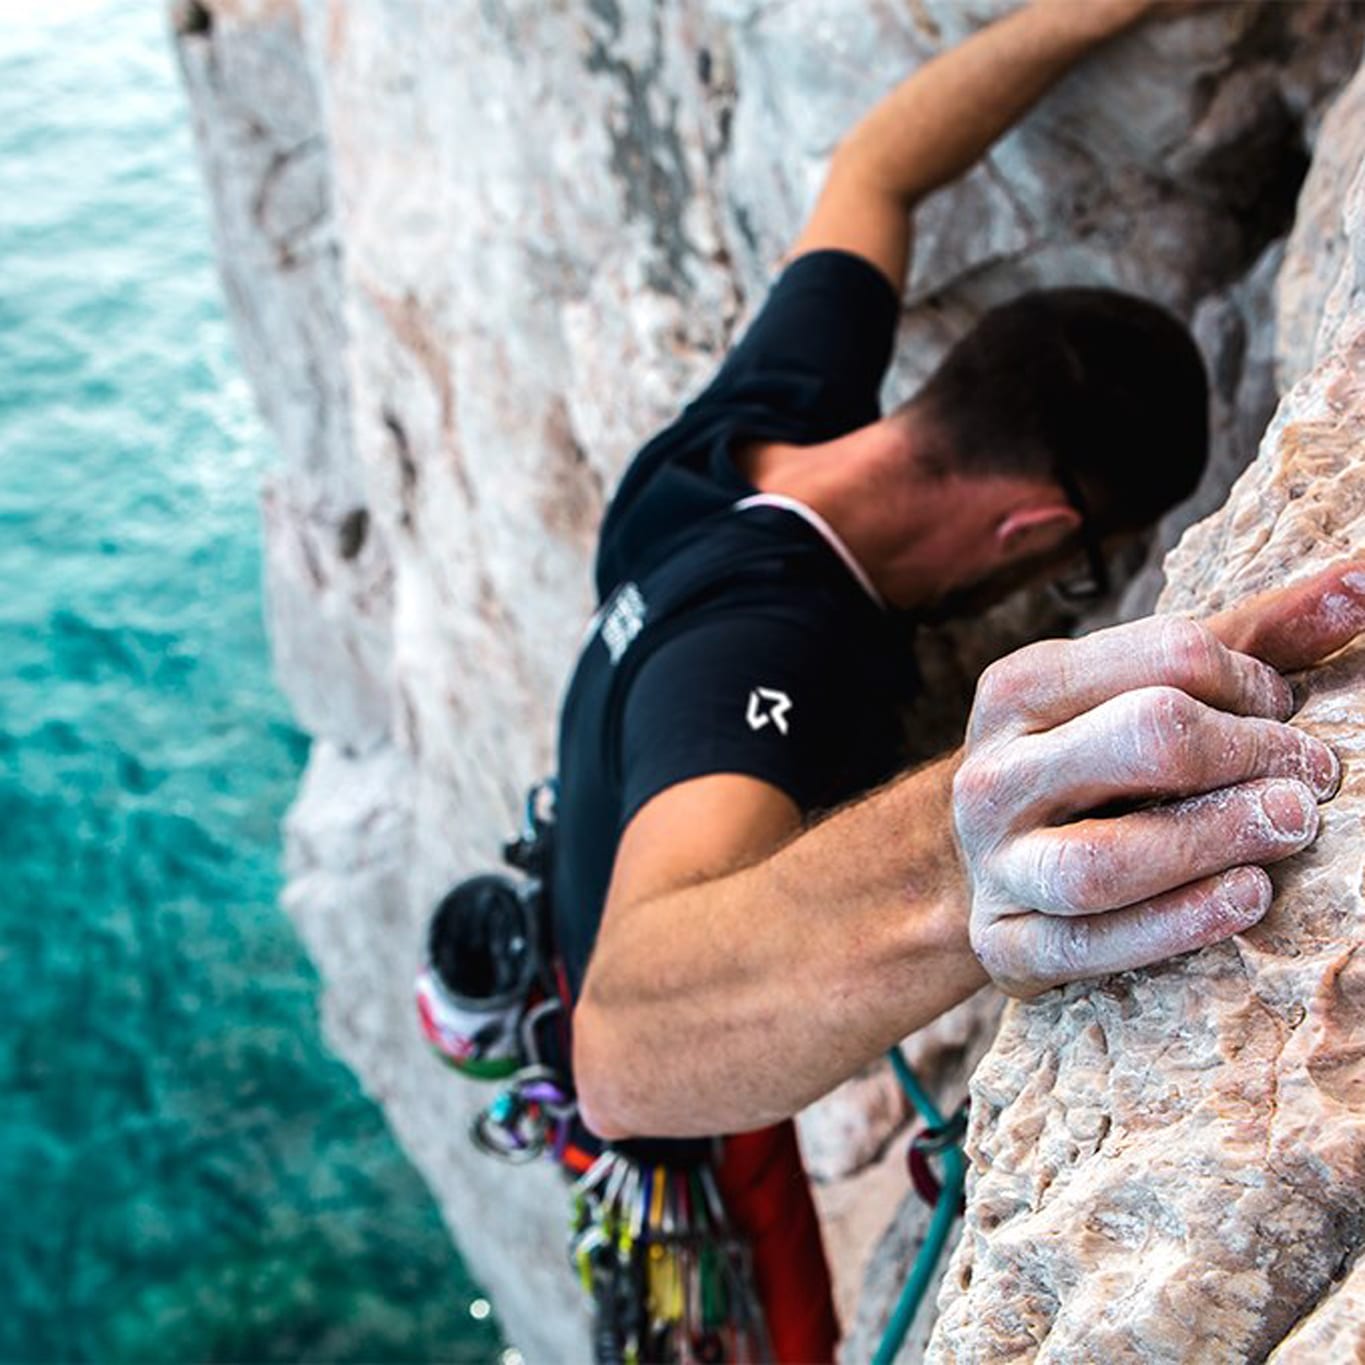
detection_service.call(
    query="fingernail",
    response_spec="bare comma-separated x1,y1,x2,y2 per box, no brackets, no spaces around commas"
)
1261,782,1315,839
1310,742,1341,799
1224,866,1271,921
1253,663,1295,719
1342,569,1365,595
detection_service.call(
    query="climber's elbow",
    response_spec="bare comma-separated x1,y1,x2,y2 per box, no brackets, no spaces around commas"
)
571,996,636,1143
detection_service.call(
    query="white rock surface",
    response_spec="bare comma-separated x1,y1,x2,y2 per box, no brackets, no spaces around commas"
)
173,1,1365,1357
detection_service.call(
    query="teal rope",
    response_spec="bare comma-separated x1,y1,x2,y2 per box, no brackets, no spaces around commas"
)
871,1050,968,1365
887,1046,944,1128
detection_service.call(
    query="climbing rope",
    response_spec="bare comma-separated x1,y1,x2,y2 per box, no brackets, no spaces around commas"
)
872,1048,969,1365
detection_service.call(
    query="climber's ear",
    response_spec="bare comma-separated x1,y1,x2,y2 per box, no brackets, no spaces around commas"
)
1204,559,1365,673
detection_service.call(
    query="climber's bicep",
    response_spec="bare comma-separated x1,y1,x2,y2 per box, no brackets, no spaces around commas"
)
604,774,802,921
783,153,912,295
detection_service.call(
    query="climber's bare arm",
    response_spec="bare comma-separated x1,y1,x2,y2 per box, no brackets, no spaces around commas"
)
574,563,1365,1139
575,756,978,1140
785,0,1162,291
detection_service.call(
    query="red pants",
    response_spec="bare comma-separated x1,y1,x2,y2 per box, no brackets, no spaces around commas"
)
717,1121,840,1364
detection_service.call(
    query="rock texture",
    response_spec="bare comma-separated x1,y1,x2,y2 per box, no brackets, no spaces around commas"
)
928,61,1365,1363
173,1,1365,1358
1276,56,1365,391
1270,1254,1365,1362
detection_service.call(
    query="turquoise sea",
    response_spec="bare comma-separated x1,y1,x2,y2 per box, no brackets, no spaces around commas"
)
0,3,504,1360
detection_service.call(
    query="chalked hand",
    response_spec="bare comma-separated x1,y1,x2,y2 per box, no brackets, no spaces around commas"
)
954,564,1365,997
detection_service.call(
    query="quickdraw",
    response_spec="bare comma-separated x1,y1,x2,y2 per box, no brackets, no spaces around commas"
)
906,1101,970,1213
469,1064,577,1164
569,1149,773,1365
468,995,581,1163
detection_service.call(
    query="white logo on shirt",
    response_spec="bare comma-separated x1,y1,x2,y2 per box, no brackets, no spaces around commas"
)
746,686,792,736
601,583,646,664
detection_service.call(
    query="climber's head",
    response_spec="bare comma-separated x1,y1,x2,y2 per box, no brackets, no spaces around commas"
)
889,286,1209,614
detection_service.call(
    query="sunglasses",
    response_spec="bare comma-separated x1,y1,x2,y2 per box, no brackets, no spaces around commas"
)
1051,462,1110,603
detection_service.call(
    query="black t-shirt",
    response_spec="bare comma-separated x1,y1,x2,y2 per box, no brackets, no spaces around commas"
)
553,249,919,1012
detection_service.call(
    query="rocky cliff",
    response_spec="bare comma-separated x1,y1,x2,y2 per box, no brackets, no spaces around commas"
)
928,57,1365,1362
172,2,1365,1359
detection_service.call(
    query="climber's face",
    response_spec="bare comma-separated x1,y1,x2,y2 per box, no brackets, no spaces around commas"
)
918,523,1143,625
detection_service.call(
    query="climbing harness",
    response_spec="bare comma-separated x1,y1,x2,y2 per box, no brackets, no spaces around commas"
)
872,1048,970,1365
418,780,970,1363
570,1148,772,1365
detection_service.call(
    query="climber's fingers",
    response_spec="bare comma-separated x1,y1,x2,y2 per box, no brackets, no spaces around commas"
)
990,777,1319,918
965,561,1365,753
956,634,1341,996
956,570,1360,999
970,866,1272,999
957,687,1335,992
1203,559,1365,674
964,615,1292,748
955,684,1339,838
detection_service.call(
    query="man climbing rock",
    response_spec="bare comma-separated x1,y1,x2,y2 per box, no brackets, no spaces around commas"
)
550,0,1365,1358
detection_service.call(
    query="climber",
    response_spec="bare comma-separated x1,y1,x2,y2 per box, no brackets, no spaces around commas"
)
553,0,1365,1360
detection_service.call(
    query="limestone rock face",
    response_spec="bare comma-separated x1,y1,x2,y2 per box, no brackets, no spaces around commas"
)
173,1,1365,1358
928,69,1365,1363
1276,59,1365,391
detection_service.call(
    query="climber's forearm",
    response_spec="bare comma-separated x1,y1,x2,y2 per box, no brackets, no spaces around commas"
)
573,755,985,1140
834,0,1153,210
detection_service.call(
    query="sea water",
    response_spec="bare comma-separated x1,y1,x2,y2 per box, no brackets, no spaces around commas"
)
0,3,506,1359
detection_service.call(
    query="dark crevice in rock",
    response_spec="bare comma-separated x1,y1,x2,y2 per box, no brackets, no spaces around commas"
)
1210,306,1249,403
399,685,421,759
1207,99,1310,263
338,507,369,561
906,0,942,43
732,202,760,260
694,27,737,275
172,0,213,39
586,0,622,42
1172,104,1310,306
382,408,418,532
585,6,697,298
1252,1209,1365,1362
250,135,328,268
298,527,326,591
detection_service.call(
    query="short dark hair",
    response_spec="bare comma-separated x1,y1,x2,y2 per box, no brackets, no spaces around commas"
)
904,288,1209,535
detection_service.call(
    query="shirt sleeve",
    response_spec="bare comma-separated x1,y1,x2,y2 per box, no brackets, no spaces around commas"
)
687,249,902,441
618,604,855,828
